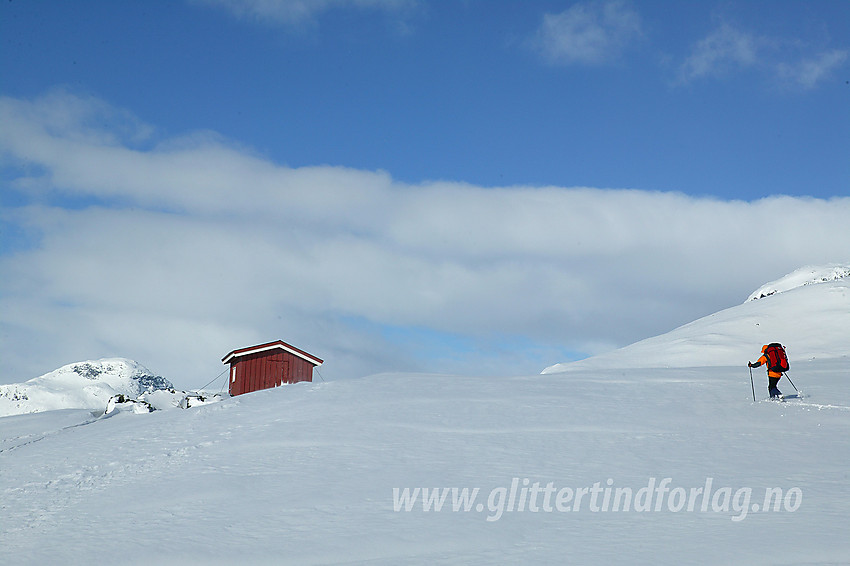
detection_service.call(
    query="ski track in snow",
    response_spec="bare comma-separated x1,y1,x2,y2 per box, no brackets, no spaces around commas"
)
765,400,850,411
1,403,234,546
0,413,100,454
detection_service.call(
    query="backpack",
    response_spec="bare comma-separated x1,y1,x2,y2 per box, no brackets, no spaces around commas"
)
764,343,789,373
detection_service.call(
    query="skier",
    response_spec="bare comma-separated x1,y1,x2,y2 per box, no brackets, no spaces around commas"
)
748,344,787,399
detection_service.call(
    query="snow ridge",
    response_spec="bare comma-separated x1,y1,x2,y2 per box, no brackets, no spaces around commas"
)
746,264,850,302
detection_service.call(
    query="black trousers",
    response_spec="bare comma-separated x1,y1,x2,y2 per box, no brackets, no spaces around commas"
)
768,376,781,393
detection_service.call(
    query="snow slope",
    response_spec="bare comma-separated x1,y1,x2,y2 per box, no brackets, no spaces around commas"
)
542,265,850,373
0,358,173,417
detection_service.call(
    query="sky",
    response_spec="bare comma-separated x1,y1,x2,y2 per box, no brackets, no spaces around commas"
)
1,0,849,387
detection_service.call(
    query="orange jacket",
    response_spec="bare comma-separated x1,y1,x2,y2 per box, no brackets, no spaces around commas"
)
754,354,783,377
752,345,783,377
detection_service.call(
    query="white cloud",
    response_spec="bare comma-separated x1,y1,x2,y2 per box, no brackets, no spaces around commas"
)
2,91,849,386
532,0,642,65
678,23,760,83
677,23,848,89
777,49,849,89
192,0,417,25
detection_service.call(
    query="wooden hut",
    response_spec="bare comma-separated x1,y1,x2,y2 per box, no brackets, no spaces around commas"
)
222,340,323,396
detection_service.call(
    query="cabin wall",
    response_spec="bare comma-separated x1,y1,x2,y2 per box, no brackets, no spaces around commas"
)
228,349,314,396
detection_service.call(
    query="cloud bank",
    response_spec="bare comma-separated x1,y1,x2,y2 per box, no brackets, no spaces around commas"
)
2,90,849,386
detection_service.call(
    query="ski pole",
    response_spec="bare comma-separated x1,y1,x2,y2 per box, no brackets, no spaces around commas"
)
783,372,799,392
749,366,756,401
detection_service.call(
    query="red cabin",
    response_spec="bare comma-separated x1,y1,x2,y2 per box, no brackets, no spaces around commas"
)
222,340,323,396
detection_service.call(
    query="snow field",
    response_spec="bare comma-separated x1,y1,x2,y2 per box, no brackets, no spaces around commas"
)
2,358,849,565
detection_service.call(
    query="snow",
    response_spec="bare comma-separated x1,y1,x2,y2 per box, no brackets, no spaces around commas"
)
0,358,174,417
2,364,849,564
2,267,850,564
746,263,850,302
542,267,850,373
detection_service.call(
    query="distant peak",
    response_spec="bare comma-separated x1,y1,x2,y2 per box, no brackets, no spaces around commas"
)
68,359,139,380
38,358,174,395
2,358,174,418
746,264,850,302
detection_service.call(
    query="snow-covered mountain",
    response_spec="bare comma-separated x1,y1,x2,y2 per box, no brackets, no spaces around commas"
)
0,358,173,417
542,264,850,373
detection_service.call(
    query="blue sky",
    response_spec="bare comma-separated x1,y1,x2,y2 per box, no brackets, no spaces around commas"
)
1,1,849,386
4,1,848,197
